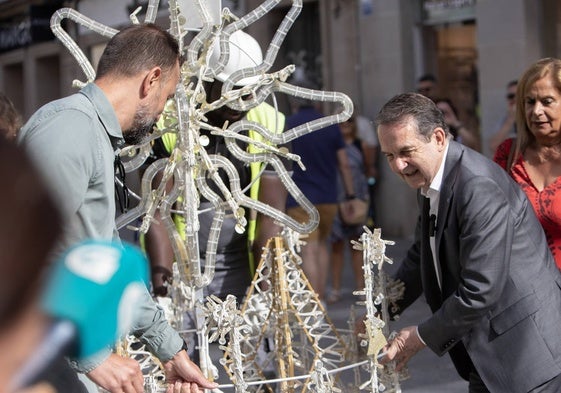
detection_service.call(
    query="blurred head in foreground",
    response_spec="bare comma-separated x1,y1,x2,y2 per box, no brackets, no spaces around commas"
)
0,137,63,386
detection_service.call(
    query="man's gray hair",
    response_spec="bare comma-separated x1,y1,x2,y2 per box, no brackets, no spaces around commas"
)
375,92,451,141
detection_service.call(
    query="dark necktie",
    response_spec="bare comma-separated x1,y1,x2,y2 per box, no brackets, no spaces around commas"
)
429,213,437,237
423,196,442,293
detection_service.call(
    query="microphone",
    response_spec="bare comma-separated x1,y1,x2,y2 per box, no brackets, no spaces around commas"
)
10,239,149,390
429,214,437,237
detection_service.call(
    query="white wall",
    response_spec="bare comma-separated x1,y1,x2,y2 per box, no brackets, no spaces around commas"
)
359,0,419,238
476,0,543,157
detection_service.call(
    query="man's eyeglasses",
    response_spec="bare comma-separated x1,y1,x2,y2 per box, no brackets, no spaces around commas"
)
506,93,516,100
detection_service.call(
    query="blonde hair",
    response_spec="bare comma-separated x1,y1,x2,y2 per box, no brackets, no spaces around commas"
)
509,58,561,169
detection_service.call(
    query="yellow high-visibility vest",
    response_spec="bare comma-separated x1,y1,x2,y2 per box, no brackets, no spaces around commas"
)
157,102,285,272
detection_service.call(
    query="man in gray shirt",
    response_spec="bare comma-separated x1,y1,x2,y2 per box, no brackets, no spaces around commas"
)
18,23,217,393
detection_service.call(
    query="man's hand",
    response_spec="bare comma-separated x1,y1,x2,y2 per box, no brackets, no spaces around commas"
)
163,350,219,393
86,353,144,393
355,313,367,336
380,326,426,371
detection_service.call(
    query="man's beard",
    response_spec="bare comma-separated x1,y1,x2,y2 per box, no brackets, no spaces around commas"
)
123,105,156,145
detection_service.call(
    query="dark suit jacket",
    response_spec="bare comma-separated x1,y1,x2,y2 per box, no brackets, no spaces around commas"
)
393,141,561,393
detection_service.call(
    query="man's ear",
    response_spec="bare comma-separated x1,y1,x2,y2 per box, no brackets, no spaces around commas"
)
141,67,162,97
433,127,447,149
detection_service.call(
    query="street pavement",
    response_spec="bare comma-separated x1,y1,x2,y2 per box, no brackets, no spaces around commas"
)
325,235,468,392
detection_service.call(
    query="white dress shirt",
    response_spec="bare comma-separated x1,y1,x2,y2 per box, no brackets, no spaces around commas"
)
421,142,450,290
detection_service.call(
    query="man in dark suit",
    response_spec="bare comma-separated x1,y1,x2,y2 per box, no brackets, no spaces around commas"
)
374,92,561,392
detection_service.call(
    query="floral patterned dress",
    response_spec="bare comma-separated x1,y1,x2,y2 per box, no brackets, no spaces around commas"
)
494,138,561,269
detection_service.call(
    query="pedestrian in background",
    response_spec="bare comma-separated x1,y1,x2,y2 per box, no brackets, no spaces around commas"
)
327,115,369,303
416,73,439,101
354,113,379,226
435,97,480,151
286,84,357,302
489,80,518,154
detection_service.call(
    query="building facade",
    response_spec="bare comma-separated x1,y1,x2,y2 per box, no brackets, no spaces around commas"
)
2,0,560,236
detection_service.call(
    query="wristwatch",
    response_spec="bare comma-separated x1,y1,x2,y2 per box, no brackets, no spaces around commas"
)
180,340,189,353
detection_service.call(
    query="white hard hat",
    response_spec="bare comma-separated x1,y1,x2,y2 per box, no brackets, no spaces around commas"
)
209,30,263,86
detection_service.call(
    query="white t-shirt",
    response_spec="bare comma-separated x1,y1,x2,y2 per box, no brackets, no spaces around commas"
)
356,115,379,147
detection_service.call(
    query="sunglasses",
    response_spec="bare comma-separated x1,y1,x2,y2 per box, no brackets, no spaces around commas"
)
507,93,516,100
114,155,130,213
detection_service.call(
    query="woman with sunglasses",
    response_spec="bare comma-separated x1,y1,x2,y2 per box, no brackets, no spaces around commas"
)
488,79,518,154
